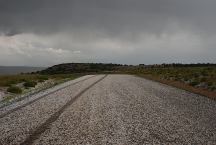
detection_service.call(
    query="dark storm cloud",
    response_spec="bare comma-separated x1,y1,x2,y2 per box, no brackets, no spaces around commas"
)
0,0,216,66
0,0,215,35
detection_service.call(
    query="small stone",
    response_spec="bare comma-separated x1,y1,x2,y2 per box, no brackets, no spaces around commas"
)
0,91,5,101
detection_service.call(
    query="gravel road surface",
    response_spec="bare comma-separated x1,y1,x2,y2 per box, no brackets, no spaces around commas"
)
0,75,215,145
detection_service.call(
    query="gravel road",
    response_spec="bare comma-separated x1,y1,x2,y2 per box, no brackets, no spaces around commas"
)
0,75,215,145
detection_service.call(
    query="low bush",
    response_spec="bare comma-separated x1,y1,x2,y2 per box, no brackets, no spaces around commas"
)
207,82,213,87
38,76,49,81
210,86,216,91
24,81,37,88
190,81,199,86
200,77,207,82
7,86,22,94
38,79,45,83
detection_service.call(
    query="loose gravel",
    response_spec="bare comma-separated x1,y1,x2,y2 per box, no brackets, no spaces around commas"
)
0,75,104,145
0,91,5,102
0,75,94,118
0,75,215,145
33,75,216,145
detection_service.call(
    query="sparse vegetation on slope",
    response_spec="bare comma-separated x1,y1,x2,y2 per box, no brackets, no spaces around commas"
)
127,66,216,100
7,86,22,94
0,73,81,102
24,81,37,88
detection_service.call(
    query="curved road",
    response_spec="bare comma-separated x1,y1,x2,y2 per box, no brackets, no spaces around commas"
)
0,75,215,145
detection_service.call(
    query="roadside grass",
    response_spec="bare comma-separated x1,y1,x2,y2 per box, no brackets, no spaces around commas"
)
0,73,81,94
7,86,23,94
126,67,216,100
24,81,38,88
0,74,79,87
0,74,42,87
3,95,14,102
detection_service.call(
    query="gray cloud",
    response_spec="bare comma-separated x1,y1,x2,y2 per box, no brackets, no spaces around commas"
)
0,0,216,66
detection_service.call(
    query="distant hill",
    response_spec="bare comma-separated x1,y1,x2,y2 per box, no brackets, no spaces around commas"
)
39,63,216,75
0,66,45,75
40,63,127,74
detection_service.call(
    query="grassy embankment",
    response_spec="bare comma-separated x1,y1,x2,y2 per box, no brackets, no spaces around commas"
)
125,67,216,100
0,74,81,102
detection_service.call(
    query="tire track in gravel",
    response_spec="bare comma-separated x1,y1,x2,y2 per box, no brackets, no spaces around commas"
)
20,75,107,145
0,75,96,119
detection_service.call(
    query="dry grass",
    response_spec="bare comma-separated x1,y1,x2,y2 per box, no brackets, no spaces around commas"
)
138,74,216,101
0,74,80,87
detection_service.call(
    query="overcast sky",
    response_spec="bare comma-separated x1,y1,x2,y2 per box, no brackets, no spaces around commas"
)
0,0,216,66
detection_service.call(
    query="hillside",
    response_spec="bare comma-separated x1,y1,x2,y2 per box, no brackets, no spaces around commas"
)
40,63,126,74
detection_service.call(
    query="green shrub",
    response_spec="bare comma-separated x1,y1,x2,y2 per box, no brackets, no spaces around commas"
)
20,78,27,82
201,71,208,76
7,86,22,94
190,81,199,86
38,79,45,83
207,82,213,87
174,77,180,81
194,74,199,78
184,78,189,81
200,77,207,82
210,86,216,91
38,76,49,81
24,81,37,88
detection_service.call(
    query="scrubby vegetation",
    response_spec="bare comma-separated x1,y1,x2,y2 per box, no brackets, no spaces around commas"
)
0,74,79,87
0,74,43,87
3,95,14,102
129,67,216,91
7,86,22,94
123,65,216,100
0,73,80,95
24,81,37,88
